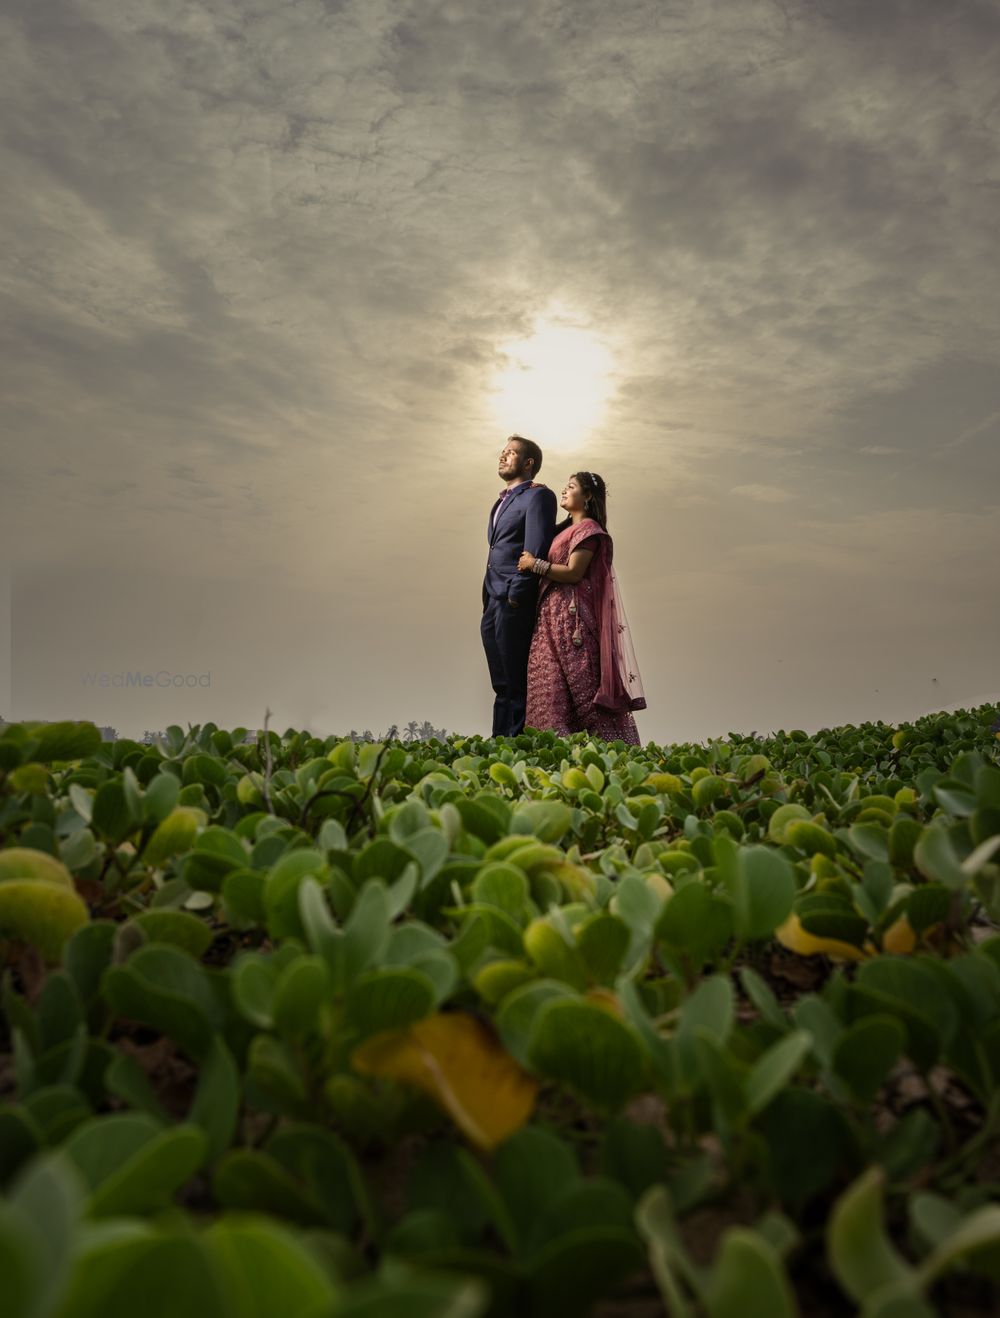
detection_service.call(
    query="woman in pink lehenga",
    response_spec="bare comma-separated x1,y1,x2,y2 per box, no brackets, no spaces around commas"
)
517,470,647,744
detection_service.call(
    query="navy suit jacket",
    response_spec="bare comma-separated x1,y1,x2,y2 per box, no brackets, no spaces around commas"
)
483,480,559,610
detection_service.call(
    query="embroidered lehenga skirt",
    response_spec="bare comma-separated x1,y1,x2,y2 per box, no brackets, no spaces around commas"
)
525,566,641,744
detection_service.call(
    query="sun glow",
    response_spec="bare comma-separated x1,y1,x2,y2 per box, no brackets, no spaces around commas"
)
487,312,616,450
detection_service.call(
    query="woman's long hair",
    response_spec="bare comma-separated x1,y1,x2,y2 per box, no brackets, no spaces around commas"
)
574,470,608,530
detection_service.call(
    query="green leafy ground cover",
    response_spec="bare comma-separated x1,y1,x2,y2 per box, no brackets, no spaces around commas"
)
2,706,1000,1317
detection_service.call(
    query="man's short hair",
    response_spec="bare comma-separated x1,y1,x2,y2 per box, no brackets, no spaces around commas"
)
509,434,543,476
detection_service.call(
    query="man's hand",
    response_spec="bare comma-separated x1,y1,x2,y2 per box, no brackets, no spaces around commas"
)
518,552,536,572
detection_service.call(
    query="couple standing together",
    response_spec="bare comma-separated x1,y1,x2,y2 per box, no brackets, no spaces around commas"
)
480,435,647,745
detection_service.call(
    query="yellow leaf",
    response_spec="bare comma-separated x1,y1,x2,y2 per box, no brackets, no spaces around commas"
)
881,917,952,956
881,915,918,955
774,914,871,963
352,1011,538,1152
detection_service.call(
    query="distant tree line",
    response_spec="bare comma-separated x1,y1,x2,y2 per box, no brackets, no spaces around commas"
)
347,721,449,743
0,716,118,741
0,717,449,746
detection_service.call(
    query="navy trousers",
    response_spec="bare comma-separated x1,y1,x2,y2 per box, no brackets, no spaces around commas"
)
480,595,537,737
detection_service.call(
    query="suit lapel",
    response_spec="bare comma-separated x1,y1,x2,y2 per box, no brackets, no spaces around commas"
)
487,496,503,543
489,481,533,545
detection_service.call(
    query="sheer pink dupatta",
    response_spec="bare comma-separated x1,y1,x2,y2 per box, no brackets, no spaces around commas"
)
600,558,647,713
560,520,647,714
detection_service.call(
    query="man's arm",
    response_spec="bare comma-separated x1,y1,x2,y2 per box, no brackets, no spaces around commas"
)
508,487,558,605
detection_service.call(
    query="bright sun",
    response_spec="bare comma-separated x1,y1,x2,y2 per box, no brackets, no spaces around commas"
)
487,312,616,450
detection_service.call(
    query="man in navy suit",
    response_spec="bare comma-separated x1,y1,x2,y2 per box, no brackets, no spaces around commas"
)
482,435,558,737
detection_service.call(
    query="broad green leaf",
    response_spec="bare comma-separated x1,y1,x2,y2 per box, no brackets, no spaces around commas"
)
677,974,734,1078
848,823,890,862
221,867,267,926
63,921,116,1009
636,1183,699,1318
454,797,508,844
347,967,437,1036
143,772,181,824
330,1275,487,1318
342,879,392,981
204,1215,340,1316
657,882,734,976
188,1036,240,1162
694,1028,746,1129
213,1149,333,1226
917,1204,1000,1287
523,916,588,990
745,1031,812,1115
62,1114,207,1216
833,1016,905,1105
247,1035,309,1114
576,913,630,985
354,837,416,884
273,955,330,1037
130,910,213,958
527,998,645,1111
852,958,958,1071
231,955,277,1029
493,1127,580,1251
705,1228,799,1318
52,1228,229,1318
266,1124,361,1235
21,1084,93,1145
103,1052,171,1124
143,807,205,868
913,825,967,889
402,828,449,883
510,800,573,843
471,863,530,919
6,1149,84,1316
264,848,330,936
599,1116,668,1201
496,979,578,1067
796,894,869,949
101,945,219,1060
758,1089,856,1210
827,1167,914,1303
734,847,796,941
767,804,813,844
31,721,103,763
406,1138,514,1251
525,1225,645,1317
0,1106,43,1184
739,967,788,1033
91,781,137,845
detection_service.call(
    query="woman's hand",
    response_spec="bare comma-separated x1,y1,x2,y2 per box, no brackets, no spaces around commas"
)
518,551,536,572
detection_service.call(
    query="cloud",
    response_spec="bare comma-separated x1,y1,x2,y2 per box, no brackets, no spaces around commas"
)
730,483,794,503
1,0,999,740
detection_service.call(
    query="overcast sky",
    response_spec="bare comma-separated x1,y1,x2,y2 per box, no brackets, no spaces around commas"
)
2,0,999,746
